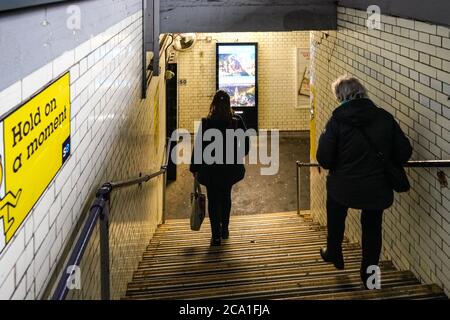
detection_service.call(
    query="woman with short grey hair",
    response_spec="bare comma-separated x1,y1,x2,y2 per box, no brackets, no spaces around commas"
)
317,75,412,289
332,75,368,102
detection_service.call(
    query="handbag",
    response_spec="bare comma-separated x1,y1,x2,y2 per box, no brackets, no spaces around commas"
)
356,127,411,193
190,175,206,231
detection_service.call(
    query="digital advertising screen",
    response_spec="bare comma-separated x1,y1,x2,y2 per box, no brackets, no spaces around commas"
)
217,44,257,108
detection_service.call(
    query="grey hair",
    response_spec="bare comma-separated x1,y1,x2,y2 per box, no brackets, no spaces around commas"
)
332,75,368,103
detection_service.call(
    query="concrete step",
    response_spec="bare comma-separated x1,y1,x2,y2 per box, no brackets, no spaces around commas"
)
125,271,420,300
124,212,447,300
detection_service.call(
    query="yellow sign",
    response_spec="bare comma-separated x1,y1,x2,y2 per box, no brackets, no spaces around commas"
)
0,73,71,253
153,84,160,153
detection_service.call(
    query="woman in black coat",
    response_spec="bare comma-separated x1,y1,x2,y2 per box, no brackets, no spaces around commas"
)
317,76,412,288
190,90,250,246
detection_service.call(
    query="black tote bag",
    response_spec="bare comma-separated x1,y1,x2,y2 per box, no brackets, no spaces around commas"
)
190,175,206,231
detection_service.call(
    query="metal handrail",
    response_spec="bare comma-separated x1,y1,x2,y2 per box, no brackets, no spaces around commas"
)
297,160,450,168
52,139,171,300
109,140,171,191
296,160,450,215
51,198,105,300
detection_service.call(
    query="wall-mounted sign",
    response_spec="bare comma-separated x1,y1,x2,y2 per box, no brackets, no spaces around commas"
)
217,43,257,108
216,43,259,130
0,73,71,254
297,47,311,109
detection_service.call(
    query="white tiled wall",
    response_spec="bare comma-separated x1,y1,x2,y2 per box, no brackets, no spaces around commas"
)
310,7,450,296
0,10,166,300
177,32,311,132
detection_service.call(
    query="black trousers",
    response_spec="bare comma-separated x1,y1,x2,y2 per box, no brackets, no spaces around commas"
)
327,195,384,273
206,185,233,239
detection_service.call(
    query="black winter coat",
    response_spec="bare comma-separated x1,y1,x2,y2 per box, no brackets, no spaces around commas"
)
317,98,413,210
190,115,251,187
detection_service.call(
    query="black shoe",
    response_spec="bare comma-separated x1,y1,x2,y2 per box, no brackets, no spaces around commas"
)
210,238,221,247
320,247,345,270
221,230,229,240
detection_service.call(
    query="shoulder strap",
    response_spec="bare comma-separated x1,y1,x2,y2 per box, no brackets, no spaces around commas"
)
234,114,247,130
355,127,386,163
193,174,202,194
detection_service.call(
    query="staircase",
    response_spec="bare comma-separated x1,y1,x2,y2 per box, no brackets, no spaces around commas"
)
124,212,447,300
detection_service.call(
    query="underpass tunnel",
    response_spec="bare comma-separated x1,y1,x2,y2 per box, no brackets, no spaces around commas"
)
164,31,312,218
0,0,449,301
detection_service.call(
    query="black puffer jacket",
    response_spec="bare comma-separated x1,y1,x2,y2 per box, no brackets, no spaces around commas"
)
317,99,413,210
190,115,251,187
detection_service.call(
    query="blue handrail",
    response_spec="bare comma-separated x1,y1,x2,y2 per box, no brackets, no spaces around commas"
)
52,188,109,300
51,139,171,300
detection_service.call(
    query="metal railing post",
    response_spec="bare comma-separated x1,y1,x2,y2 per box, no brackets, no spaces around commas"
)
98,187,111,300
162,167,167,224
161,137,171,225
297,162,301,216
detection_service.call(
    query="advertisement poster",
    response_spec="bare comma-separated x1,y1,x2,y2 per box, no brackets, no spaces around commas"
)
297,47,311,109
217,44,257,108
0,73,71,254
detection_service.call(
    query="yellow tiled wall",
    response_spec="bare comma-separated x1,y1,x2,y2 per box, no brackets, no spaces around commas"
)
176,32,311,132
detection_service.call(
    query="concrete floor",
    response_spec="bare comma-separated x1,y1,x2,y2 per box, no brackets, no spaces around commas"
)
167,132,310,219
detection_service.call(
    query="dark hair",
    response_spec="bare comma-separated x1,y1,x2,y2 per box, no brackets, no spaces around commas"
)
208,90,233,125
